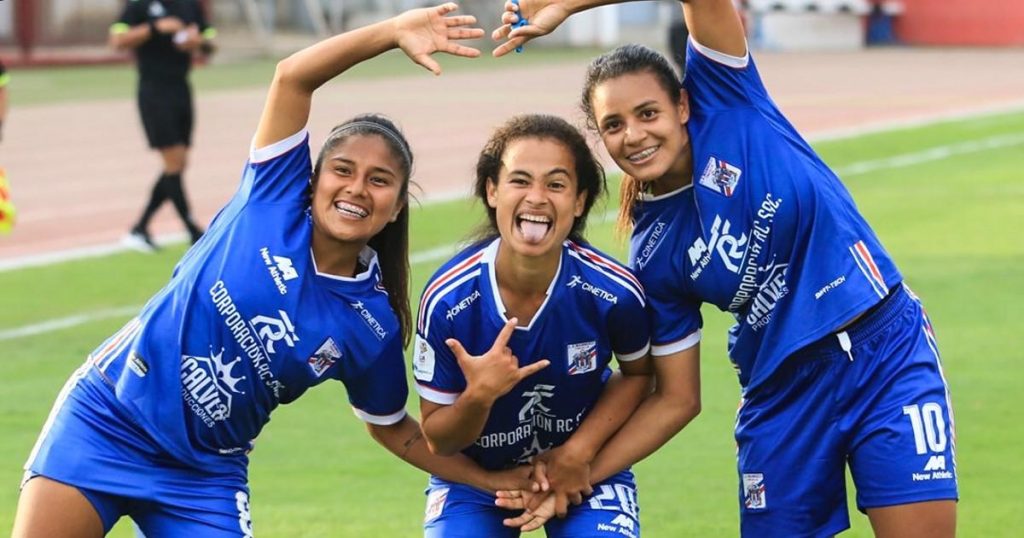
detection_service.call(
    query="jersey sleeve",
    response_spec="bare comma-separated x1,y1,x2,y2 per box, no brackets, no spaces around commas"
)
412,306,467,406
244,129,312,204
645,274,703,357
345,335,408,425
607,285,651,362
683,37,768,111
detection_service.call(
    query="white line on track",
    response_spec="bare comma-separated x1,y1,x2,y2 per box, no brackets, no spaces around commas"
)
3,109,1023,341
0,306,140,342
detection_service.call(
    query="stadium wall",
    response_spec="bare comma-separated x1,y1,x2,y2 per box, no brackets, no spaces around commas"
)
895,0,1024,45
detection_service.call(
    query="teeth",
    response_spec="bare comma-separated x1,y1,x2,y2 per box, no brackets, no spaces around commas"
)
628,146,657,162
335,201,368,218
518,214,551,224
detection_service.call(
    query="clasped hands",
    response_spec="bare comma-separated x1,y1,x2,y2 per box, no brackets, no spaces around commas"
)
495,444,595,532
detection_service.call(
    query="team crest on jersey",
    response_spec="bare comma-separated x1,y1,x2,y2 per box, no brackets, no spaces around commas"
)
699,156,742,197
743,473,767,509
413,335,436,382
567,341,598,375
308,338,341,377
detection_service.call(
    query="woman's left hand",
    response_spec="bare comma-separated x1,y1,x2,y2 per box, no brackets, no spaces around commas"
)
393,3,485,75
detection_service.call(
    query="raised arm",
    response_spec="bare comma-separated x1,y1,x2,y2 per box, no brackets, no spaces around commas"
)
493,0,744,58
254,3,483,148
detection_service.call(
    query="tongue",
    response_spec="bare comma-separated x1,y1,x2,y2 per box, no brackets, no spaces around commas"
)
520,221,548,244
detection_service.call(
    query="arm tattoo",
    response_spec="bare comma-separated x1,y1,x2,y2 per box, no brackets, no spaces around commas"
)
401,430,423,459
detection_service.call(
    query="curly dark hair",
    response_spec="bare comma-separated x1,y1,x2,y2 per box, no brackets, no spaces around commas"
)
473,114,606,243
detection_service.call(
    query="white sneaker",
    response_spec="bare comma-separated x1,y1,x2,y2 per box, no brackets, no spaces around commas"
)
122,229,159,253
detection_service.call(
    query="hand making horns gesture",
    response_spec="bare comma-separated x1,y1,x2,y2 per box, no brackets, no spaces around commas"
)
446,318,551,401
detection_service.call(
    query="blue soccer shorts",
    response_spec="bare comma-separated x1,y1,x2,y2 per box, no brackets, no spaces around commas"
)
423,470,640,538
734,284,958,537
23,365,253,537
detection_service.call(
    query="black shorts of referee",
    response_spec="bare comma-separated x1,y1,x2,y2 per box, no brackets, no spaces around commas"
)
137,77,193,149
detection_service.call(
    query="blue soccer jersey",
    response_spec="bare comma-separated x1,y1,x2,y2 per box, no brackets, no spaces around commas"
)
76,130,408,470
413,238,650,470
629,39,902,393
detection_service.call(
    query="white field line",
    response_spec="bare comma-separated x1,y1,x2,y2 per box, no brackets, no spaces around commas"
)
0,306,140,341
3,120,1022,342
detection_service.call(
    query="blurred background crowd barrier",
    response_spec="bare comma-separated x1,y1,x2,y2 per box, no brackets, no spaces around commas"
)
0,0,1021,67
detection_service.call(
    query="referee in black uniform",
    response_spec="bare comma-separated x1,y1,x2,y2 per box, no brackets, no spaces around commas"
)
110,0,215,251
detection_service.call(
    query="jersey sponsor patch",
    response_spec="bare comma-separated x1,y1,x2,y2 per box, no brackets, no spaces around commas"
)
308,338,341,377
743,472,767,509
424,487,449,522
698,156,742,197
413,335,436,382
567,341,598,375
180,349,246,427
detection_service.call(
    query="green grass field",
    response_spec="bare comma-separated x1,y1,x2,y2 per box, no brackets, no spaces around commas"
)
2,110,1022,536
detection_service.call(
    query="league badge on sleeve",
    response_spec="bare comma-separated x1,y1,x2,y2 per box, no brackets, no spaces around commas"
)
308,338,341,377
699,156,742,197
567,341,598,375
413,335,436,382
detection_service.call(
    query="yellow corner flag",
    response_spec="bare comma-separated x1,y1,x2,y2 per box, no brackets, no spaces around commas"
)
0,167,16,235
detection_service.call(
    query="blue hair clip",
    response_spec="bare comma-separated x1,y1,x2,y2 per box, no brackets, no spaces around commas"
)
511,0,527,53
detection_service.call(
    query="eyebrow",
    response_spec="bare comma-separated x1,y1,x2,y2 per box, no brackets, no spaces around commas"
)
329,156,396,177
599,99,660,124
508,167,572,178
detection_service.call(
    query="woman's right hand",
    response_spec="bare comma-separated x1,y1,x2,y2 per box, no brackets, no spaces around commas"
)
491,0,574,57
446,318,550,404
392,3,485,75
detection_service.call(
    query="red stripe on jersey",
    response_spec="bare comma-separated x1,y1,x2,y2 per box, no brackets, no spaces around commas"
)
568,241,642,291
417,251,485,330
854,241,886,289
93,318,139,365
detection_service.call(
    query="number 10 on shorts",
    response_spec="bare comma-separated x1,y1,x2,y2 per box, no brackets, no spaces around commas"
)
902,402,948,454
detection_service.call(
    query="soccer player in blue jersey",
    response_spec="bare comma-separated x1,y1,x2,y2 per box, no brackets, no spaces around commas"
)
414,114,672,536
13,5,533,537
493,1,958,536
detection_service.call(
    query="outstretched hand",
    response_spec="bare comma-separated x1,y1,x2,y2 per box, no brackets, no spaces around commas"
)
393,2,485,75
446,318,550,402
491,0,572,57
